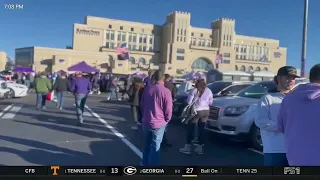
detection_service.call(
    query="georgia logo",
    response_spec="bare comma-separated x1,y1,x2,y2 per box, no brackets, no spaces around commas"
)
123,166,137,175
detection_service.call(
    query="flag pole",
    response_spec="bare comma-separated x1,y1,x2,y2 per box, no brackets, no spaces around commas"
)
301,0,308,77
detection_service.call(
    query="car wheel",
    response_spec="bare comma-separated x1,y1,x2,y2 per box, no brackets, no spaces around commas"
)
8,88,15,98
250,124,263,151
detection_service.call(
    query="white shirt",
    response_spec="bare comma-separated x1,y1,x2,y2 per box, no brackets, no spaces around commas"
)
255,92,286,153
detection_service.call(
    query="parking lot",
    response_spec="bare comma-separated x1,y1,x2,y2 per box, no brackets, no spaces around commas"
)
0,93,263,166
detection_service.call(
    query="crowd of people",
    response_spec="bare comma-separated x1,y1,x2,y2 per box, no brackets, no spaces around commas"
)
10,63,320,167
256,64,320,166
126,70,214,166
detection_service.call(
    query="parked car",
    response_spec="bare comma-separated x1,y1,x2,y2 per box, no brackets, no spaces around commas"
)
0,75,28,98
205,80,309,150
172,81,253,121
0,82,10,99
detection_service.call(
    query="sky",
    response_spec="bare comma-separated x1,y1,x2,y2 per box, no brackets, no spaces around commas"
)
1,0,319,72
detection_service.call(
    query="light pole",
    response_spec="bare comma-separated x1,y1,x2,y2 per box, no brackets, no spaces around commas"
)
301,0,308,77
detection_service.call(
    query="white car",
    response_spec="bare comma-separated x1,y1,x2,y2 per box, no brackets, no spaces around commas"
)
0,82,10,99
0,75,28,98
205,79,309,150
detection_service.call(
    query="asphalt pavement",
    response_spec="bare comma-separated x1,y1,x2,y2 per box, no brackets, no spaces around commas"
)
0,93,263,166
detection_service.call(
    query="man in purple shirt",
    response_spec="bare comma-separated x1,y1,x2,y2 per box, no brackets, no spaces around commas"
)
140,70,173,166
278,64,320,165
69,71,91,125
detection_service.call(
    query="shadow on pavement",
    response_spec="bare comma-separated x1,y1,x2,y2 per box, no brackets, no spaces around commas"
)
0,135,140,165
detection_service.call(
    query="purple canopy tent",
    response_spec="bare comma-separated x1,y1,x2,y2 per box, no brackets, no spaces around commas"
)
67,61,100,73
132,72,146,78
57,70,66,74
12,67,34,73
182,71,206,80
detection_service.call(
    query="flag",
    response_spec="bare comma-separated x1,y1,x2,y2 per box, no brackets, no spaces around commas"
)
115,43,128,53
117,53,129,60
215,54,223,64
115,43,129,60
274,52,281,58
259,55,267,61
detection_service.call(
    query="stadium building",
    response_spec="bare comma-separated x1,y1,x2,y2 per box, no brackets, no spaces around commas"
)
15,11,286,75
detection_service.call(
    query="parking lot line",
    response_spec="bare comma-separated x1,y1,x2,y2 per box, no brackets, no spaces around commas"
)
0,104,14,118
2,104,23,119
85,105,143,159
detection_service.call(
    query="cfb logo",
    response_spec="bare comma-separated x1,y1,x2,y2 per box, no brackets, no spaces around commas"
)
123,166,137,175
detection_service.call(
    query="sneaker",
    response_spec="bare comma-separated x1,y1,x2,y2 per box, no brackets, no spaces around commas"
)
89,92,93,95
179,144,191,154
194,144,203,155
131,125,139,130
42,106,46,110
98,91,101,95
59,107,63,110
192,138,199,144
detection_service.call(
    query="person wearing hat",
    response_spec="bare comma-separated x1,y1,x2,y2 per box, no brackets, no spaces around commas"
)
278,64,320,165
69,71,92,124
255,66,299,166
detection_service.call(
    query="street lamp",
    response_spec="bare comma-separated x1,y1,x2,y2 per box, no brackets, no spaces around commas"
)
301,0,308,77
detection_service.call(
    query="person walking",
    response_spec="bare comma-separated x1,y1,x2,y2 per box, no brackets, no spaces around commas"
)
107,77,119,100
128,77,144,130
52,72,69,110
69,71,91,125
90,73,101,95
33,72,52,110
179,79,213,155
278,64,320,166
255,66,298,166
140,70,173,166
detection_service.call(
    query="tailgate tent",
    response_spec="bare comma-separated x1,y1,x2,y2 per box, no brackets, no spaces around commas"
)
67,61,100,73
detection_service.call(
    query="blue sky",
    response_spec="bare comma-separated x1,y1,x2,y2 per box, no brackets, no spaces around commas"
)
1,0,319,72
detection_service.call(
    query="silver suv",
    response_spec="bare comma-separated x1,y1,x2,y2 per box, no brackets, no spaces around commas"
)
205,80,308,150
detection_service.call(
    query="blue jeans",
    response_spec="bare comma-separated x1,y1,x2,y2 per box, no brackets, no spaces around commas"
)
36,92,47,109
264,153,288,166
142,123,167,166
24,80,31,88
108,88,118,100
75,94,87,122
56,92,65,108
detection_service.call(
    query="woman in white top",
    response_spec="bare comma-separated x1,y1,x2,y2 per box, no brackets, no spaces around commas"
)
179,79,213,155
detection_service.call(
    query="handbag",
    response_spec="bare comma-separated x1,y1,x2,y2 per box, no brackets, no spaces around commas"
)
46,91,54,101
180,90,199,124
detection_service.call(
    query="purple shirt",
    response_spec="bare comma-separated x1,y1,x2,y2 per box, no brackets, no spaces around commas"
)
140,83,173,129
143,76,152,87
278,83,320,166
69,77,91,94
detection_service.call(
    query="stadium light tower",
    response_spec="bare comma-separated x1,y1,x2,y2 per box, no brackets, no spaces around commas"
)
301,0,308,77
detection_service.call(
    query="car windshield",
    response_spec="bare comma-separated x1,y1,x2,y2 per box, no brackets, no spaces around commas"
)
222,84,252,95
236,81,277,99
177,82,193,95
0,75,6,81
207,82,232,94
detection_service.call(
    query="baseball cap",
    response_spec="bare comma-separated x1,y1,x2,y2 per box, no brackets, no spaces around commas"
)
277,66,299,78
